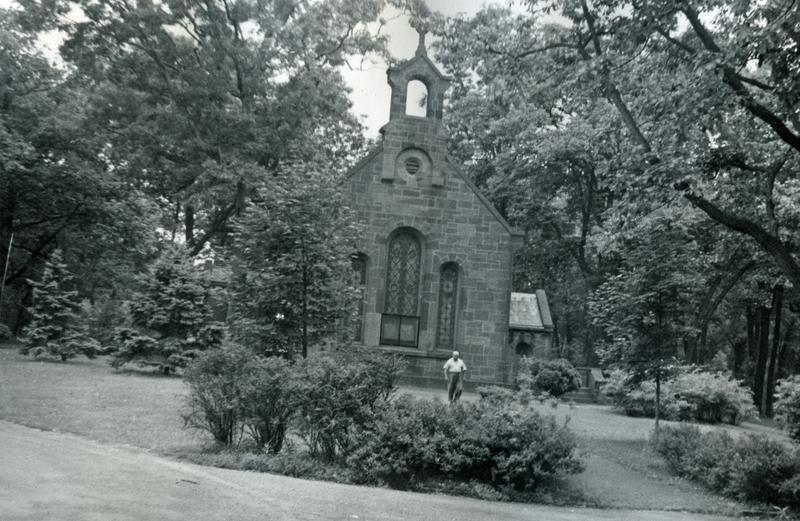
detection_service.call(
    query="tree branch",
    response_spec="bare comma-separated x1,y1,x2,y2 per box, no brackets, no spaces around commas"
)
681,4,800,153
679,188,800,291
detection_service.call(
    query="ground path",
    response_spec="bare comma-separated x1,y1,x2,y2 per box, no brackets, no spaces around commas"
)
0,420,748,521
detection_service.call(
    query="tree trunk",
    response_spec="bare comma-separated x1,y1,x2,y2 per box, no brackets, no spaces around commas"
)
765,285,784,417
753,305,771,414
184,204,195,245
746,305,758,363
732,338,746,379
654,370,661,441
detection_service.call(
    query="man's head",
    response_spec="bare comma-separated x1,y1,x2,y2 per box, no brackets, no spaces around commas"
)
452,350,459,360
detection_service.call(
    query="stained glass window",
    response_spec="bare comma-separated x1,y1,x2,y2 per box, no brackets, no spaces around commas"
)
352,254,367,341
436,263,459,349
384,231,420,316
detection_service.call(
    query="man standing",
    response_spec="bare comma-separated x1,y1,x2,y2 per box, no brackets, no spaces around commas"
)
443,350,467,403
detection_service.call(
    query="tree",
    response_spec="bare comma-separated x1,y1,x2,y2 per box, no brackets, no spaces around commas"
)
229,163,362,358
20,249,99,360
111,246,223,372
15,0,413,255
432,0,799,391
0,8,161,333
588,212,703,434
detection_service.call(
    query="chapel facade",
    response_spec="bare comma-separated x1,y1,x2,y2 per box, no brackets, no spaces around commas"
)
345,30,553,387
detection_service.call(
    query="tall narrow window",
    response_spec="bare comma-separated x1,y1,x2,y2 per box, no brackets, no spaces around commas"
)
385,231,420,316
352,254,367,342
381,229,421,347
405,79,428,117
436,262,459,349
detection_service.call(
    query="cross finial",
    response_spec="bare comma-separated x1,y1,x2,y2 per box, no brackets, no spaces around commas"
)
410,0,432,56
415,26,427,56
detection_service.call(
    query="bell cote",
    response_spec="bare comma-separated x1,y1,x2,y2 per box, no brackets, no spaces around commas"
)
380,27,451,187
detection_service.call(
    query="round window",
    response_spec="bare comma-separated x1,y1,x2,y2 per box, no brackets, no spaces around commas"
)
405,157,422,175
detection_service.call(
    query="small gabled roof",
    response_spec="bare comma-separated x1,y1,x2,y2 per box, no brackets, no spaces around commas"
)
386,51,452,83
509,291,554,331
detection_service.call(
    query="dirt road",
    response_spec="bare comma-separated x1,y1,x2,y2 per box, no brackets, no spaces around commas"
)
0,420,748,521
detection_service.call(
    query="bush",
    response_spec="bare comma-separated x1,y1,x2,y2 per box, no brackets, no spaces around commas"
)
0,323,14,343
293,350,404,462
347,393,584,491
654,424,800,507
775,376,800,441
516,358,582,397
183,344,253,445
672,370,756,425
603,368,755,424
238,356,295,452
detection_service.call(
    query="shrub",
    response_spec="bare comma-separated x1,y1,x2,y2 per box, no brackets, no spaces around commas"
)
292,350,404,462
672,370,756,425
183,344,253,445
0,323,13,342
516,358,582,397
775,376,800,441
604,368,755,424
347,393,584,491
238,356,295,452
654,424,800,507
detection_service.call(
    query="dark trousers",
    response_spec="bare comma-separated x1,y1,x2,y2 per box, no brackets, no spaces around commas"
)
447,372,463,403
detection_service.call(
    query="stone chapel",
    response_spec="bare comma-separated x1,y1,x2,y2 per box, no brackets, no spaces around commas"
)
345,29,553,388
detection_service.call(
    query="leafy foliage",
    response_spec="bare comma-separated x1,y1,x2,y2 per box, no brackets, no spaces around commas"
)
774,376,800,442
229,165,362,358
516,358,582,397
292,350,404,461
183,343,252,445
654,424,800,507
20,250,99,361
182,345,404,454
0,323,13,343
603,368,756,424
347,392,584,491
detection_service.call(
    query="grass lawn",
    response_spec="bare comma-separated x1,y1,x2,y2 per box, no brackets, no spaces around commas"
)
0,345,208,452
0,344,771,514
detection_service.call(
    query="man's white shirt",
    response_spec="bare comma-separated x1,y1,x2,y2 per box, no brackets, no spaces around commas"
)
443,358,467,373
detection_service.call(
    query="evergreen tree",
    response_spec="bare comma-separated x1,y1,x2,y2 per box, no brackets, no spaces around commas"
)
111,247,224,373
20,249,99,361
229,163,362,358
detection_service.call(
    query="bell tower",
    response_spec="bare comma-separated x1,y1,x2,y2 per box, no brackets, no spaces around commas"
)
379,25,451,187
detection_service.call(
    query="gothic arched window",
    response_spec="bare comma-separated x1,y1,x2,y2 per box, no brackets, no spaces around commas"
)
436,262,459,349
381,229,421,347
385,230,420,315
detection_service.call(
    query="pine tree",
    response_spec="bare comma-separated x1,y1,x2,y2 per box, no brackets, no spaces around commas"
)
20,250,99,361
110,246,223,372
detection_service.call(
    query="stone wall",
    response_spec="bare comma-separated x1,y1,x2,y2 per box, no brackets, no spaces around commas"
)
347,135,521,385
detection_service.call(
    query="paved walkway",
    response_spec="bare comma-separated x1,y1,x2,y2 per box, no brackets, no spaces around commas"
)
0,420,750,521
